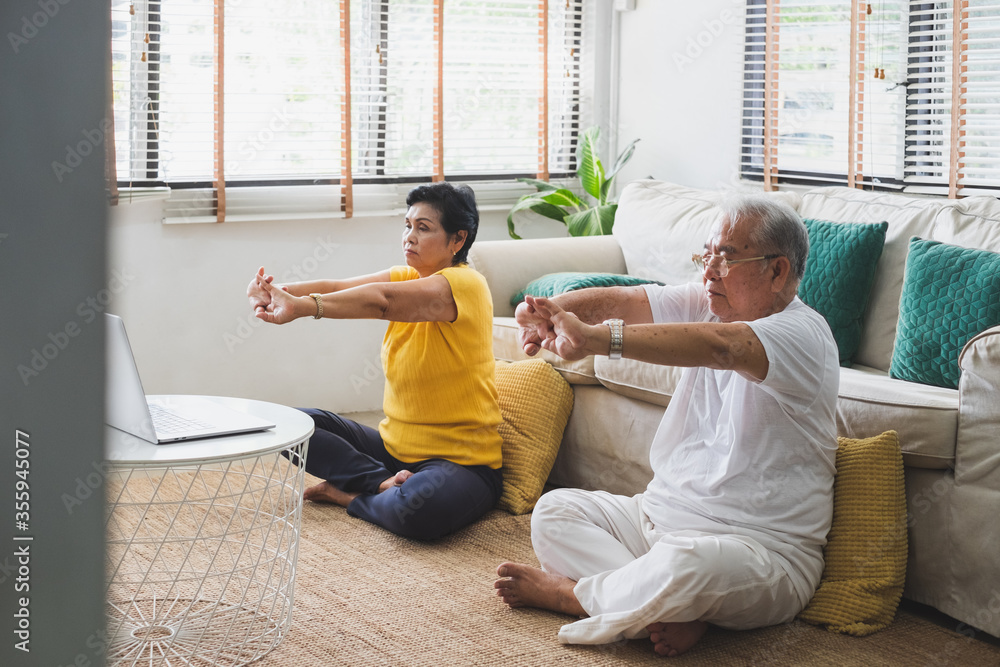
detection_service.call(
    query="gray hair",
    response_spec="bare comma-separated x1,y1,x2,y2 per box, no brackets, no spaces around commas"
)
716,194,809,281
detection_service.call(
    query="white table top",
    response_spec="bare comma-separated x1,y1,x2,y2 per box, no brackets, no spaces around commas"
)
105,395,314,466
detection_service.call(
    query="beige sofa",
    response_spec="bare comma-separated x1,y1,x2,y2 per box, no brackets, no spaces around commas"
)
468,180,1000,639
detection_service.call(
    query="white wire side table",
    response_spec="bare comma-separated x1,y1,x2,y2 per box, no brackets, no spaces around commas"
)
104,396,313,667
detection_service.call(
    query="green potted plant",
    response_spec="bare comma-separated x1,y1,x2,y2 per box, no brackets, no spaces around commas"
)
507,126,639,239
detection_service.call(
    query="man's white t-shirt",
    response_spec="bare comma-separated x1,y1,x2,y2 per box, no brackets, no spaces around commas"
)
640,282,840,599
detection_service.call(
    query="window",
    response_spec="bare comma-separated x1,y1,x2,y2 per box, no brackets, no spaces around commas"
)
741,0,1000,197
110,0,585,221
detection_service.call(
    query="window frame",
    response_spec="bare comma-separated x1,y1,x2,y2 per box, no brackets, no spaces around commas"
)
111,0,596,222
740,0,1000,196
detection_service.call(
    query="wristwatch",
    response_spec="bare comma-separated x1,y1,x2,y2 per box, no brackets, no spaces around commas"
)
603,319,624,360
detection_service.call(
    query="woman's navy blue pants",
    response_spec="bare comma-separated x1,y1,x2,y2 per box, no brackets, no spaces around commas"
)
289,409,503,540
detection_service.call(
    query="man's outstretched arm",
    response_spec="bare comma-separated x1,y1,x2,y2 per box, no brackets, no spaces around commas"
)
516,285,653,356
529,295,769,382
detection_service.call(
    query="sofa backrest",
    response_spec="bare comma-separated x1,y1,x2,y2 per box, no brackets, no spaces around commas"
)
796,188,961,371
612,180,1000,373
613,180,802,286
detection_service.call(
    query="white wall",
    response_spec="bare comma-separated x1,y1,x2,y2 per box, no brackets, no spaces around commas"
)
613,0,746,191
108,199,565,413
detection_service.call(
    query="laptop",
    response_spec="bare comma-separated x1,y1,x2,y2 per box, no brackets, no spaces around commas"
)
105,313,276,443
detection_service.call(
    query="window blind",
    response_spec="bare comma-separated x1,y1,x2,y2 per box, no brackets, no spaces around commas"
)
961,2,1000,193
110,0,584,222
742,0,998,196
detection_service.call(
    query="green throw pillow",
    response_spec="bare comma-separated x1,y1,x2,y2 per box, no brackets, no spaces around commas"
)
510,272,663,307
798,219,888,367
889,238,1000,389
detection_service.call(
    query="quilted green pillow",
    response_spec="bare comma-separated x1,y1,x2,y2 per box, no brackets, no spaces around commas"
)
798,219,889,367
889,238,1000,389
510,272,663,307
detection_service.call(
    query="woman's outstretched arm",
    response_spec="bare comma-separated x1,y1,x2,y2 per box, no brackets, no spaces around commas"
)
252,272,458,325
247,266,392,317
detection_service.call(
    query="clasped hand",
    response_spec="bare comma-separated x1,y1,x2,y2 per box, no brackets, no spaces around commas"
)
515,295,594,361
247,267,298,324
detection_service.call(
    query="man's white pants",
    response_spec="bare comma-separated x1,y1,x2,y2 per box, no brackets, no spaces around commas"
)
531,488,809,645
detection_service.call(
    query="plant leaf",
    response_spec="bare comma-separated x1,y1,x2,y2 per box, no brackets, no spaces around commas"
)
565,203,618,237
507,196,568,239
516,177,560,192
600,138,640,203
540,188,583,208
576,126,604,201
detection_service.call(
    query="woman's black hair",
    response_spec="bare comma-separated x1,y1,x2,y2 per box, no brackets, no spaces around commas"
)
405,182,479,265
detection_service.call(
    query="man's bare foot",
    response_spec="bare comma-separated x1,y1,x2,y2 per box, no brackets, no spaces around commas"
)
303,481,359,507
378,470,414,493
646,620,708,657
494,562,586,616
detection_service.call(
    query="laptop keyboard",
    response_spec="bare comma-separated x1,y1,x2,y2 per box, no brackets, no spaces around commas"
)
149,403,212,434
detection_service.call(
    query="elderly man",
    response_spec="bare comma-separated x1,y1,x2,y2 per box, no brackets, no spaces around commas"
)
494,195,839,657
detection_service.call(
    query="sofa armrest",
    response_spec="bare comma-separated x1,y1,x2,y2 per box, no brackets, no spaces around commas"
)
945,328,1000,633
468,235,627,317
955,324,1000,484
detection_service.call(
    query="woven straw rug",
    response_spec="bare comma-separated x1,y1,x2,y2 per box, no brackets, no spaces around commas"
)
255,475,1000,667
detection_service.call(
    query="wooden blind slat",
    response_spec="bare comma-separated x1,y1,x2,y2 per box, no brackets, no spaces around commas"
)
341,0,353,217
949,1,969,199
848,0,865,189
763,0,780,191
432,0,445,183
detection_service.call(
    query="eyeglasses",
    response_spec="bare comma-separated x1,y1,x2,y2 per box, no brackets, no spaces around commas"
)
691,252,781,277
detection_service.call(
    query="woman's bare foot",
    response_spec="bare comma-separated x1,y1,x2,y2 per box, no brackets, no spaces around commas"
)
646,620,708,657
303,481,359,507
305,471,412,508
378,469,414,492
494,562,586,616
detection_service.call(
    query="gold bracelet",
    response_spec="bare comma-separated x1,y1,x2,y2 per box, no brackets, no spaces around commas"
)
309,293,323,319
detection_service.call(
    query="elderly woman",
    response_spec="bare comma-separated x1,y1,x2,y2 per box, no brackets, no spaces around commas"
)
247,182,503,540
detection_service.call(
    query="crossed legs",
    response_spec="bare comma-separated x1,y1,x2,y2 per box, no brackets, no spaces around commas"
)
496,488,800,657
293,408,502,540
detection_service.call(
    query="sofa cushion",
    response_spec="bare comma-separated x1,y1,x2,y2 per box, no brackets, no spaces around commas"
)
510,272,663,308
949,195,1000,252
798,187,961,371
799,430,907,636
495,360,574,515
836,365,958,469
613,180,802,285
889,238,1000,389
548,384,660,495
592,356,683,408
492,317,599,385
799,219,888,367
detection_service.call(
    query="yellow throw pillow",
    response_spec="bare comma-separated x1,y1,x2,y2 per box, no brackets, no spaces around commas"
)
494,359,574,515
799,430,907,636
